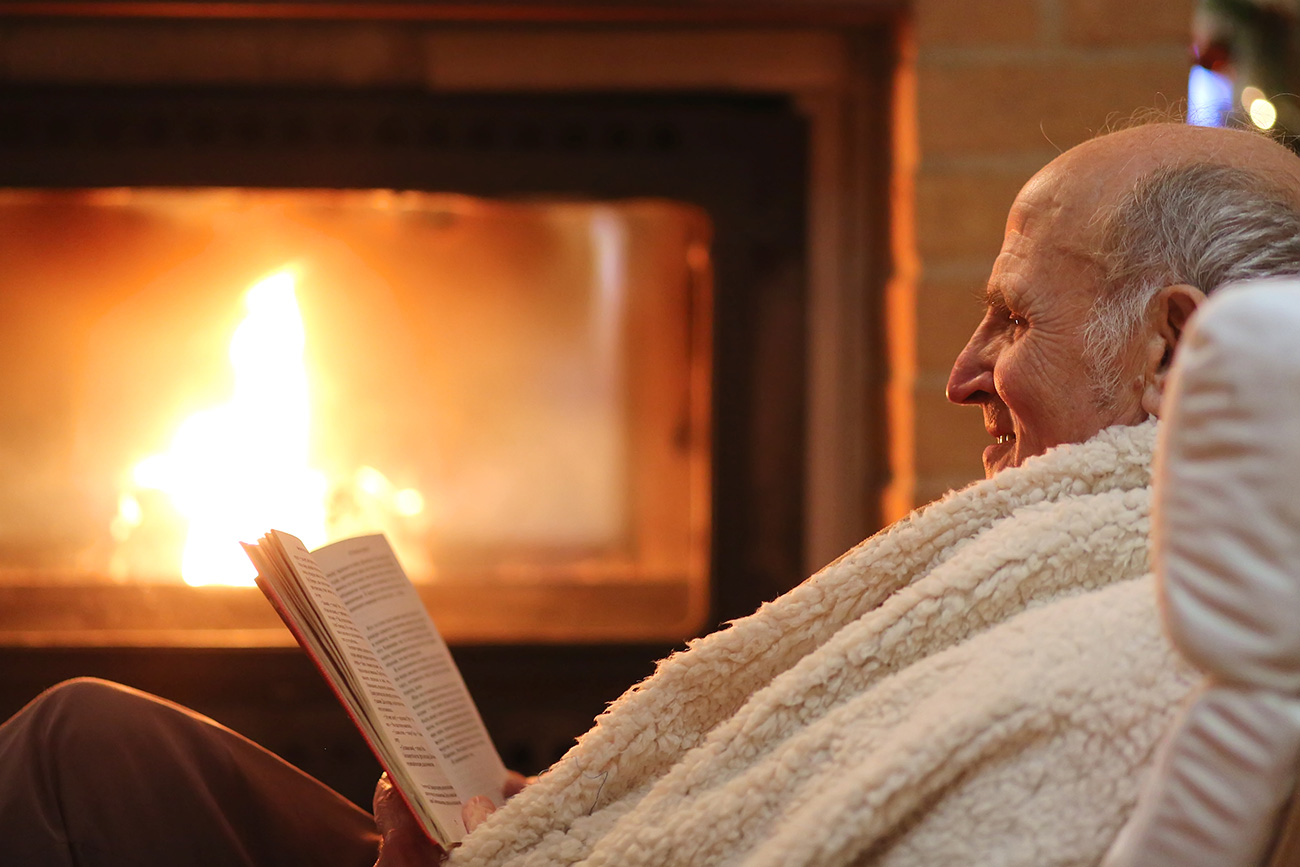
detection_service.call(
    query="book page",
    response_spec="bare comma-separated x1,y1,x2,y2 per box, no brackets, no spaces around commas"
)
310,534,508,804
253,533,471,843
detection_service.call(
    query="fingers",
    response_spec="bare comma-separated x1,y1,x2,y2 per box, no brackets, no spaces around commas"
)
374,768,534,853
462,796,496,833
503,770,532,799
461,769,537,834
372,772,395,817
373,773,445,866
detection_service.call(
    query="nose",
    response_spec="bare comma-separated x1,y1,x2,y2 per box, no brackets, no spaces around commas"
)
946,328,995,405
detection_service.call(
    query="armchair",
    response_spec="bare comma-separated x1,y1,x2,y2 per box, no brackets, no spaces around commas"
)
1103,278,1300,867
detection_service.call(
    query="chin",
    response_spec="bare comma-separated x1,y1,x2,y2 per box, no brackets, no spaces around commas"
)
982,441,1018,477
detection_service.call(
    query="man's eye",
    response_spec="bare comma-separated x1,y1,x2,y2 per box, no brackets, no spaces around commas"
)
1008,315,1025,326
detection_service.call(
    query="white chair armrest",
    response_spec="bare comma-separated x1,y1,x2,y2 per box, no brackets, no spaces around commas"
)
1104,279,1300,867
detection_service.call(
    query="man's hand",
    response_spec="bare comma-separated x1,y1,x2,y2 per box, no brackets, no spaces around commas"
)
372,771,533,867
372,773,445,867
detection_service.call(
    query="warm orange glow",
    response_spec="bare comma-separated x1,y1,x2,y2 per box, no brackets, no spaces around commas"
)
127,268,328,586
0,188,711,623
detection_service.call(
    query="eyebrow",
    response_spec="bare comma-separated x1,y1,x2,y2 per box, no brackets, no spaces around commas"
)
981,283,1008,310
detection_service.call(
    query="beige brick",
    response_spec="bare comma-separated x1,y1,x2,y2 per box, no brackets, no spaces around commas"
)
915,167,1026,261
917,56,1190,158
912,383,988,479
915,0,1041,48
915,277,988,374
1063,0,1195,47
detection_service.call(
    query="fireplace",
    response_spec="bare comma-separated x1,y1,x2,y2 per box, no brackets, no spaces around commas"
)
0,6,897,801
0,182,712,646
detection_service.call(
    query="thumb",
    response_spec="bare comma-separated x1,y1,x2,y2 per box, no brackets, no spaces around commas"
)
461,796,497,833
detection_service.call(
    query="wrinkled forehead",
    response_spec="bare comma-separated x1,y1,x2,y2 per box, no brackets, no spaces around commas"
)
1011,138,1140,234
996,163,1105,281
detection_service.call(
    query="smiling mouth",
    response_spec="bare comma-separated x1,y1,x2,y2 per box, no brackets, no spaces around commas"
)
994,434,1015,444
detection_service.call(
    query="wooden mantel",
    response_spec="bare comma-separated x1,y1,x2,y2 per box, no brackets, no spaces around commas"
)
0,0,902,24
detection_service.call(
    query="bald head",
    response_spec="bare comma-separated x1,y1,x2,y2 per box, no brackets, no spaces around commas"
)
1049,122,1300,212
948,122,1300,477
1015,124,1300,277
1066,125,1300,406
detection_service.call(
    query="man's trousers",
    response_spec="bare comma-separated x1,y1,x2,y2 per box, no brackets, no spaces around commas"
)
0,678,380,867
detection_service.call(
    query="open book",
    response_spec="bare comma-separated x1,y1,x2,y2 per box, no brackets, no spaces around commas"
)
242,530,508,848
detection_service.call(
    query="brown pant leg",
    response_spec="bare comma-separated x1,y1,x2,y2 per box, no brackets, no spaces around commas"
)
0,678,380,867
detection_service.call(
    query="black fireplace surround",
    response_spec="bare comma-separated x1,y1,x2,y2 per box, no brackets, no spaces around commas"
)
0,83,810,804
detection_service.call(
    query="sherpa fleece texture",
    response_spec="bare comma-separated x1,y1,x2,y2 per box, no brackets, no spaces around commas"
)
450,421,1197,867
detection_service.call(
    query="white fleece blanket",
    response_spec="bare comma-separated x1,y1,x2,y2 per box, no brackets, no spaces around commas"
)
451,421,1197,867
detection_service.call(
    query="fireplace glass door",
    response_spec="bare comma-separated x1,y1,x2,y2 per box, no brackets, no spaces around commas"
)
0,188,711,645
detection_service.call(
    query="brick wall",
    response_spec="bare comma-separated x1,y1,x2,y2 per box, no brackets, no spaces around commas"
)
884,0,1195,519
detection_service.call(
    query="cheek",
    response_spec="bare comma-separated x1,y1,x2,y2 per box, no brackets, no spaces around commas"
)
995,342,1091,436
1000,376,1055,435
994,345,1051,413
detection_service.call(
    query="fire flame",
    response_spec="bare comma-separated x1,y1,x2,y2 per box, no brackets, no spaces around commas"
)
129,269,327,586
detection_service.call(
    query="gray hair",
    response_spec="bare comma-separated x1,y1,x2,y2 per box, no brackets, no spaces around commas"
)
1085,162,1300,404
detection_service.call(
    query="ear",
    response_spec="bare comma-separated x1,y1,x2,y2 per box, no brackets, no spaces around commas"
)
1140,283,1207,417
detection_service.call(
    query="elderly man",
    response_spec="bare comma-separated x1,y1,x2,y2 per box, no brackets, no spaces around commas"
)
4,121,1300,867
